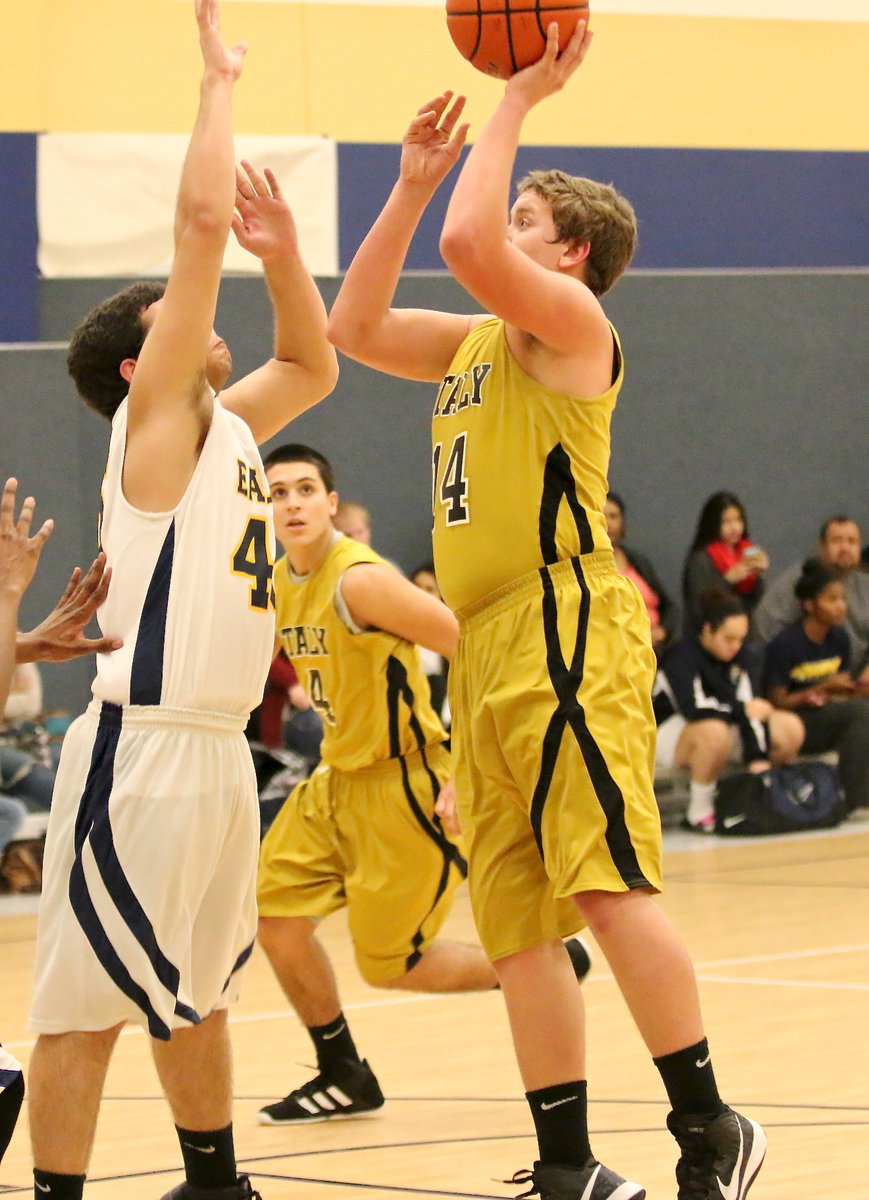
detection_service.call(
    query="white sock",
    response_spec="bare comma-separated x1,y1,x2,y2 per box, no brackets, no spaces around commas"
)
687,781,716,825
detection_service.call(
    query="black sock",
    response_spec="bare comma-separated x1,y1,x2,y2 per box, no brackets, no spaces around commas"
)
526,1080,590,1168
176,1123,237,1190
0,1069,25,1162
32,1171,86,1200
653,1038,726,1117
309,1013,360,1074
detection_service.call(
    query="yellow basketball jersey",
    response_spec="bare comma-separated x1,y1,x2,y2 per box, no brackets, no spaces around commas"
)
431,317,621,612
273,536,447,771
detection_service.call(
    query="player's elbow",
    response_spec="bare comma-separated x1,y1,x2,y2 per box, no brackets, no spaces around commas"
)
327,309,374,360
439,222,486,274
178,204,232,247
310,350,340,400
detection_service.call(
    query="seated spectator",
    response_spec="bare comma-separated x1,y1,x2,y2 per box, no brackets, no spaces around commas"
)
604,491,677,652
258,649,323,764
410,562,449,722
334,500,372,545
0,663,57,814
755,515,869,678
682,491,769,635
0,796,26,860
654,590,804,832
763,559,869,813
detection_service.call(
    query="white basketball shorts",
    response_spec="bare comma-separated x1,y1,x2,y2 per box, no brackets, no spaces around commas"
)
30,700,259,1040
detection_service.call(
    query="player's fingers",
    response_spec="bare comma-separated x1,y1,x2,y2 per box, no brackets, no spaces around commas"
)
440,93,467,135
1,478,17,531
544,21,561,59
28,518,54,552
89,635,124,654
56,567,82,608
449,122,470,155
240,158,269,196
235,164,256,198
15,495,36,538
263,167,283,199
88,567,112,609
73,553,107,599
416,92,451,120
563,19,590,62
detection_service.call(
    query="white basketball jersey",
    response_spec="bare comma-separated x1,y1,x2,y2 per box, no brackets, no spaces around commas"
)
92,397,275,716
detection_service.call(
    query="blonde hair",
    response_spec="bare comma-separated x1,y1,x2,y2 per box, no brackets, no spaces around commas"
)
517,169,637,296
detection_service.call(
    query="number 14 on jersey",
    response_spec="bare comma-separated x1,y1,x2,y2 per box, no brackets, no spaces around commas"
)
432,433,470,526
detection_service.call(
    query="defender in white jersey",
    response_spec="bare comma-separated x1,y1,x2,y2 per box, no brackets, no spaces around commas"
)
26,5,337,1200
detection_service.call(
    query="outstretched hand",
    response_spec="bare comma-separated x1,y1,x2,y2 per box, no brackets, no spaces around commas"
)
232,160,298,261
506,19,593,109
196,0,247,82
0,479,53,602
18,553,122,663
400,92,470,190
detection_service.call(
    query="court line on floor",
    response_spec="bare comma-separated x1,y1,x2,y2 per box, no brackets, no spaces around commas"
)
4,939,868,1051
3,1121,868,1197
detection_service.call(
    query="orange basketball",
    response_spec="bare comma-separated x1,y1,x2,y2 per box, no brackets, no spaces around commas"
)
446,0,589,80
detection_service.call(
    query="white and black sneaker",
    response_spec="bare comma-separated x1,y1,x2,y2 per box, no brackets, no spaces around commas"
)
667,1108,766,1200
509,1160,645,1200
257,1058,385,1125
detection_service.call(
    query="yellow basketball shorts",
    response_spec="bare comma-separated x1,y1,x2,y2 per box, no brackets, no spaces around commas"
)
257,742,467,984
450,554,663,962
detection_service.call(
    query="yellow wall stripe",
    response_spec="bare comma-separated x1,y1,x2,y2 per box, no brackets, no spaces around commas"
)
1,2,866,150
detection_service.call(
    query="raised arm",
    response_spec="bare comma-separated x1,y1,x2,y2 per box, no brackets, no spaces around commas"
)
220,161,338,443
340,562,458,659
327,94,476,383
122,0,246,508
439,23,609,360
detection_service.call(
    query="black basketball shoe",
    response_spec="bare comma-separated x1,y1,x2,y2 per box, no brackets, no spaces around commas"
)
667,1107,767,1200
257,1058,385,1125
508,1160,645,1200
159,1174,262,1200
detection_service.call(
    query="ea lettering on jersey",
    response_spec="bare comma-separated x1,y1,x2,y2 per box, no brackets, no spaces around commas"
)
236,459,270,503
434,362,493,417
281,625,329,657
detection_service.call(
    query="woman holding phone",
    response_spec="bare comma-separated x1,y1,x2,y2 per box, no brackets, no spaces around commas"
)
682,491,769,636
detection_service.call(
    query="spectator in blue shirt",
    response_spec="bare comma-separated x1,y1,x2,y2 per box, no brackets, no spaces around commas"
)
763,559,869,813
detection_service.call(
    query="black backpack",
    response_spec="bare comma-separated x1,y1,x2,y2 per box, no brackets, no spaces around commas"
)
715,762,846,836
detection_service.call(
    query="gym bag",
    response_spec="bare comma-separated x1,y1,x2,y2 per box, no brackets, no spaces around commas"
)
714,762,846,836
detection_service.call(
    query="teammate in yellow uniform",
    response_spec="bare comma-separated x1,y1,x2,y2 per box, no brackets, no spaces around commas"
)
256,443,591,1125
328,23,766,1200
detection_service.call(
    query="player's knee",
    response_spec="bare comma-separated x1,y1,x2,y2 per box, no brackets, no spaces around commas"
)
257,914,315,958
355,956,409,989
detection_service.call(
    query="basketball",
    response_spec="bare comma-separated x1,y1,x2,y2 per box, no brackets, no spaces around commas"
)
446,0,590,80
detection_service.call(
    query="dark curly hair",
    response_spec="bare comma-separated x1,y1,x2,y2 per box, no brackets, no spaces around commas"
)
67,281,166,420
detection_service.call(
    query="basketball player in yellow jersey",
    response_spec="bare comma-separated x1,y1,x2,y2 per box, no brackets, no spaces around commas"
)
328,23,766,1200
256,444,592,1125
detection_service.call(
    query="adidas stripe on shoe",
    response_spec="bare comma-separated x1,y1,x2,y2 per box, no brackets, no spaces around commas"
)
257,1058,385,1126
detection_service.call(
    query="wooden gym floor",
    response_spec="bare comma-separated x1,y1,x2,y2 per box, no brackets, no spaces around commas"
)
1,819,868,1199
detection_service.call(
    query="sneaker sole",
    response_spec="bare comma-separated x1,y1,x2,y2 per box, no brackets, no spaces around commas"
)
256,1105,385,1127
